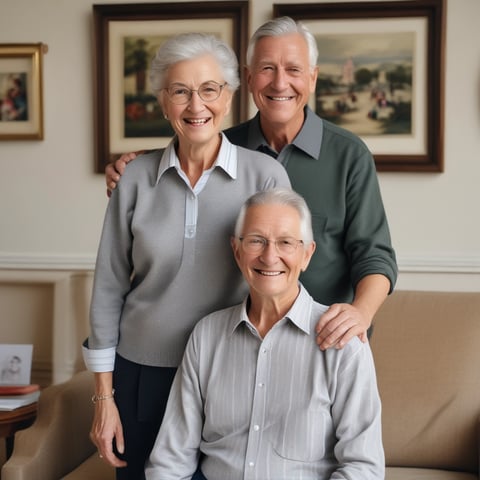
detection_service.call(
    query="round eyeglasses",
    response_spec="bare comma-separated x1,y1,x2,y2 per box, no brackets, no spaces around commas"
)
163,81,227,105
239,235,304,255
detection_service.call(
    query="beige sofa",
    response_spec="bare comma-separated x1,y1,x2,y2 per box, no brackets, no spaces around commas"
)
2,290,480,480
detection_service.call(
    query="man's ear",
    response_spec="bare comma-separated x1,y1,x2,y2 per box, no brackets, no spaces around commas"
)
231,236,241,264
309,66,319,94
301,241,316,272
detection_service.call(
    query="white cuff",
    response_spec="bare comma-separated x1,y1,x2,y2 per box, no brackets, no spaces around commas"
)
82,344,116,372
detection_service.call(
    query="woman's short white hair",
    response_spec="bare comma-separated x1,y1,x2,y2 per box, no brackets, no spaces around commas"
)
234,188,314,246
246,16,318,70
150,32,240,96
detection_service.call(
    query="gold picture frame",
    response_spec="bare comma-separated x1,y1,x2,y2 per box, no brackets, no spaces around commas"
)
0,43,45,140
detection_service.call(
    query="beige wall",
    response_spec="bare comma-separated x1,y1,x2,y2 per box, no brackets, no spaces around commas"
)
0,0,479,383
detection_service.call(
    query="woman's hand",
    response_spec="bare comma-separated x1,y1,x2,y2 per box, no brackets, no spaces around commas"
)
90,398,127,468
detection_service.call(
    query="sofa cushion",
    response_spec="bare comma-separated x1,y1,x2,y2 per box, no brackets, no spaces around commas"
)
372,291,480,473
386,466,478,480
61,453,114,480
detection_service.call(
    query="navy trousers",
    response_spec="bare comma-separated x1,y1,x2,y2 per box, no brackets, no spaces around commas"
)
113,354,205,480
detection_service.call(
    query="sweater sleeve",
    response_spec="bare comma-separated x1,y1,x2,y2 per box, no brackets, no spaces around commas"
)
87,164,138,351
343,147,397,293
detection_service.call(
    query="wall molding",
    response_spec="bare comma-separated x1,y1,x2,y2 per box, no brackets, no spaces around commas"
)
0,253,96,271
0,252,480,274
398,254,480,273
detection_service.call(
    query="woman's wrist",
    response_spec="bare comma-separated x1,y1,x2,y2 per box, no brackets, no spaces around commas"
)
91,389,115,404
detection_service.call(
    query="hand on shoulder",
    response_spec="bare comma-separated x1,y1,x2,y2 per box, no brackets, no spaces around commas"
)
106,151,143,197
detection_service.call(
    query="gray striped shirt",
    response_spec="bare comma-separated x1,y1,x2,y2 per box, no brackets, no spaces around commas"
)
147,285,384,479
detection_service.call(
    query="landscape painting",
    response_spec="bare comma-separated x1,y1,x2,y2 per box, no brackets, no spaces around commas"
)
314,31,414,137
123,35,174,139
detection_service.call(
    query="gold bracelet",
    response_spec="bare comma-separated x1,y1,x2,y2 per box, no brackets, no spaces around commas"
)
91,389,115,404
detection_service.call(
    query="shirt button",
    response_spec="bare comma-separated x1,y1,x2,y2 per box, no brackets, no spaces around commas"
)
248,462,255,468
262,348,267,354
258,382,264,388
253,424,260,431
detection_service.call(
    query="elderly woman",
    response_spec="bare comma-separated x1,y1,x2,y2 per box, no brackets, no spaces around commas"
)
83,33,290,479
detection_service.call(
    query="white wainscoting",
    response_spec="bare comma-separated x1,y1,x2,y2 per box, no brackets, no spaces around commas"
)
0,266,94,386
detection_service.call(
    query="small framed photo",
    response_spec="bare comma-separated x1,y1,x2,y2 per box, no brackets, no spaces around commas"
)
273,0,445,172
0,344,33,385
93,1,249,173
0,44,45,140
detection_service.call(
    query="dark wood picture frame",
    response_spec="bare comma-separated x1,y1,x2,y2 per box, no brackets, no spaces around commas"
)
93,1,249,173
273,0,445,172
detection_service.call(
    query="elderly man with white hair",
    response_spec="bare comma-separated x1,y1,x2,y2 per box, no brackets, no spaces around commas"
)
146,188,384,480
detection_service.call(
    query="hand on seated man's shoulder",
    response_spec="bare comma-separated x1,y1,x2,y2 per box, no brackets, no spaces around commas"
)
106,151,142,197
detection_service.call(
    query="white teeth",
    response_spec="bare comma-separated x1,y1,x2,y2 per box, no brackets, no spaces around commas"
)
186,118,207,124
270,96,291,101
259,270,282,276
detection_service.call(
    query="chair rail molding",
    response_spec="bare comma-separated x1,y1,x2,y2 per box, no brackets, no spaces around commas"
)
398,254,480,273
1,252,480,274
0,253,96,271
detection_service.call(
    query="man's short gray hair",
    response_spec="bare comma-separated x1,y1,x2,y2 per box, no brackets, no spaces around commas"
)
150,32,240,96
246,16,318,69
234,188,314,246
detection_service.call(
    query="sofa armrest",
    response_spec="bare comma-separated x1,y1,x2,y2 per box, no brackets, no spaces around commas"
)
2,371,96,480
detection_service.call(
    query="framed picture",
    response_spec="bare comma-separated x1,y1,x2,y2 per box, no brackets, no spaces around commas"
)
0,44,45,141
93,1,249,173
273,0,445,172
0,344,33,385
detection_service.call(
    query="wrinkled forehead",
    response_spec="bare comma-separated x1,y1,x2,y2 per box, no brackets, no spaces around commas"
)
242,203,302,234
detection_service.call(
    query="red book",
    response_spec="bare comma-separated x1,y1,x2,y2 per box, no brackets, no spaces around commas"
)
0,384,40,396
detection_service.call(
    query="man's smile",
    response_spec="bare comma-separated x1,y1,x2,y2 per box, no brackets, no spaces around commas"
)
255,269,284,276
266,95,294,101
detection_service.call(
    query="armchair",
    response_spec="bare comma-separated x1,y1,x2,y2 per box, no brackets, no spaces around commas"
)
1,370,113,480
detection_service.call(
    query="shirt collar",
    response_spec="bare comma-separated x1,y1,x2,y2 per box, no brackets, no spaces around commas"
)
246,106,323,161
155,132,238,184
230,284,313,337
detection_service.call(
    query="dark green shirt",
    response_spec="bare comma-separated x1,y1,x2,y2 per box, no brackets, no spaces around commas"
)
225,107,397,305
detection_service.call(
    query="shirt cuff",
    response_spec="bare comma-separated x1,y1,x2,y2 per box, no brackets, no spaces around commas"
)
82,342,116,372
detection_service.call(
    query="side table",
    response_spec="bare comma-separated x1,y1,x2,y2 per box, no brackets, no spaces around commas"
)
0,403,37,459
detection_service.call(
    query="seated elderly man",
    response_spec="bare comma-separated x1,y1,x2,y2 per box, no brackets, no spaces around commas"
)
146,188,384,480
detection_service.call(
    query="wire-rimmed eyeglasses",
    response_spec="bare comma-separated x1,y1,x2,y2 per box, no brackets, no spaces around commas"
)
163,81,227,105
239,235,304,255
